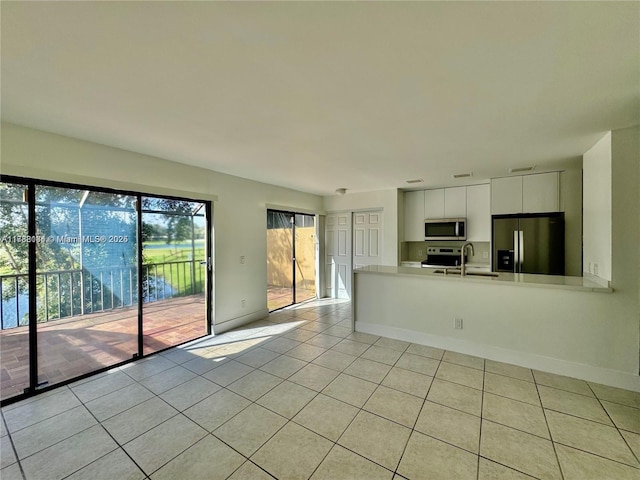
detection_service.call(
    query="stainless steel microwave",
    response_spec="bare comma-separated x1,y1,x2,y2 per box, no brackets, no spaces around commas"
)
424,218,466,241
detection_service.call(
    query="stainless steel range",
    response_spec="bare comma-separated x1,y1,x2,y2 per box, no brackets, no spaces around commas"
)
420,246,465,268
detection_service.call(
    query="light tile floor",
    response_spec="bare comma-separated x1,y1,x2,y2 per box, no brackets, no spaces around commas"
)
1,299,639,480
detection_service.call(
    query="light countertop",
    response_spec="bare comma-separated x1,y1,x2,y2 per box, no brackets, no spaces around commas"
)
354,265,612,293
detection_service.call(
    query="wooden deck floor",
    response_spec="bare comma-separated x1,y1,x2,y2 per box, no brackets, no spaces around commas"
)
267,285,316,312
0,295,206,401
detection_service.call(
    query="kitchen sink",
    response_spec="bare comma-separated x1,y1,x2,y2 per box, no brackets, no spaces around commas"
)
432,269,499,277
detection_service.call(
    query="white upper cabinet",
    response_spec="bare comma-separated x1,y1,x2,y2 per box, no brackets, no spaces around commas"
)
465,184,490,241
404,190,425,241
424,187,467,219
523,172,559,213
492,172,560,214
444,186,467,217
424,189,445,219
491,176,523,214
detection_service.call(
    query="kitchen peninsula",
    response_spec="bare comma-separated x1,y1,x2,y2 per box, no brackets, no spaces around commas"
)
352,265,640,392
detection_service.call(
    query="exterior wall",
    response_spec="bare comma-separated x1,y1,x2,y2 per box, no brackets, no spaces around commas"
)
266,226,315,288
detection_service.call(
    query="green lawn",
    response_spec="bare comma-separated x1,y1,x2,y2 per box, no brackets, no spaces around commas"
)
142,241,206,296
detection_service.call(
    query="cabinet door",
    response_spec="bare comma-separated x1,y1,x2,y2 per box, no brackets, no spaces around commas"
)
466,184,491,241
491,176,523,214
444,187,467,217
522,172,559,213
424,189,445,219
404,190,425,241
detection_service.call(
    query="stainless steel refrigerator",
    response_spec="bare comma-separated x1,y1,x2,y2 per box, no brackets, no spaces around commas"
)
492,213,565,275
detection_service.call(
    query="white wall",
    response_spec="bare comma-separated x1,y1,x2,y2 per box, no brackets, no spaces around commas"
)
583,132,612,280
611,126,640,374
0,123,323,331
322,189,400,266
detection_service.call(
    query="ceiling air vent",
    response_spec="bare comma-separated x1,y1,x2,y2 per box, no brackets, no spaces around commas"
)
452,172,473,179
509,166,535,173
405,178,424,184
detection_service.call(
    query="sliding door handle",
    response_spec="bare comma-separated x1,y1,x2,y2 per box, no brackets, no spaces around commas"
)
519,231,524,269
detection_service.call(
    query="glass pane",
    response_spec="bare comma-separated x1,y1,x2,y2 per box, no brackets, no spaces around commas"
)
294,214,316,303
267,211,294,311
35,186,138,388
142,197,207,355
0,182,31,401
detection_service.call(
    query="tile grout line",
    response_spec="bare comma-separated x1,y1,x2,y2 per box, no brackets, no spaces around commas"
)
391,344,442,478
70,352,248,479
476,358,486,480
79,350,268,479
534,373,566,480
59,386,148,480
321,337,410,478
586,382,640,467
1,409,27,480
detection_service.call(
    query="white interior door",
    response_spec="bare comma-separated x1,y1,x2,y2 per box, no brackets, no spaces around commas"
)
325,213,352,299
353,210,383,269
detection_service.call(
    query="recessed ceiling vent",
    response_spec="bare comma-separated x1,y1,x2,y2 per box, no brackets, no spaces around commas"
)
452,172,473,179
405,178,424,184
509,166,535,173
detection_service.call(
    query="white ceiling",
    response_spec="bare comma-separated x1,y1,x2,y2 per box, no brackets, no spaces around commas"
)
1,2,638,196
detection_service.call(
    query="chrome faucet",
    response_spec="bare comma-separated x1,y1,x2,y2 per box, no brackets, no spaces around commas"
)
461,243,474,276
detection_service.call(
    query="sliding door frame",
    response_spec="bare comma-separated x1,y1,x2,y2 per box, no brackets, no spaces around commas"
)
0,174,212,406
267,209,317,312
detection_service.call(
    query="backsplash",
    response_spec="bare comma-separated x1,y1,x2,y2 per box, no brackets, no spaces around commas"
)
402,241,490,264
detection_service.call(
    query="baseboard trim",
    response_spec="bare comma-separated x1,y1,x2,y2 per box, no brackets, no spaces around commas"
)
214,308,269,335
356,321,640,392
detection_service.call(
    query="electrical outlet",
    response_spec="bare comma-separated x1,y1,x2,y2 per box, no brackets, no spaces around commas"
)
240,255,245,264
241,299,246,308
454,317,463,329
483,252,489,259
593,263,599,275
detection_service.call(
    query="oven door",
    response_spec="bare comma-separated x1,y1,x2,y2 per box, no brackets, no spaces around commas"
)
424,219,465,240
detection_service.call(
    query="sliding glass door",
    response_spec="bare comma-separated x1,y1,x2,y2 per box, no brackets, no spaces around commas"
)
33,186,139,388
141,197,208,355
0,181,31,399
266,210,316,311
0,176,211,404
294,214,316,303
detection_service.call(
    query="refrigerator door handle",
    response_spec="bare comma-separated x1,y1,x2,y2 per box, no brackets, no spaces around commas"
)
519,230,524,270
513,230,519,273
